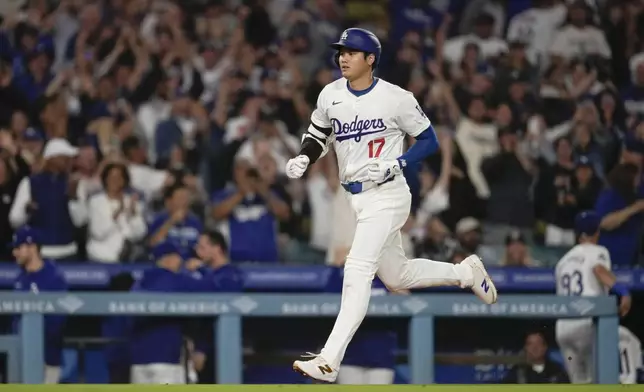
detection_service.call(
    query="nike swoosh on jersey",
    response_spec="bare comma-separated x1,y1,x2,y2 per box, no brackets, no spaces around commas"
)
332,101,342,105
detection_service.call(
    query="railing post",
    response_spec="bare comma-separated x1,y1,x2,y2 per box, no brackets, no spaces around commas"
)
596,315,619,384
215,314,242,383
20,313,44,383
409,314,434,384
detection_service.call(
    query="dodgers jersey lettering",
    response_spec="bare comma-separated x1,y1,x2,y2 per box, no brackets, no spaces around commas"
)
310,78,431,183
555,243,611,297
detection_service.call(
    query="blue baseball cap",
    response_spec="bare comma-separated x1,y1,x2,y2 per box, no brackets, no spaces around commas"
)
152,241,181,260
12,226,40,248
575,211,601,236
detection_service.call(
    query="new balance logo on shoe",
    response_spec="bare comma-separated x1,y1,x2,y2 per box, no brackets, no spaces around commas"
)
318,365,333,374
481,279,490,293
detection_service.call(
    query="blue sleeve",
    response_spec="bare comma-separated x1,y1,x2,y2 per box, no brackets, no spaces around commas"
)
594,190,615,219
398,126,440,167
147,214,167,237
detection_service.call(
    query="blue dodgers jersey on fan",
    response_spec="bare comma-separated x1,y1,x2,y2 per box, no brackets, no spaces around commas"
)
326,268,397,369
13,260,67,366
128,266,211,365
211,187,279,263
595,187,644,266
147,212,203,260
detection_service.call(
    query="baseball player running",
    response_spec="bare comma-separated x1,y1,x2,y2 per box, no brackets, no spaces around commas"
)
555,211,632,383
285,28,498,383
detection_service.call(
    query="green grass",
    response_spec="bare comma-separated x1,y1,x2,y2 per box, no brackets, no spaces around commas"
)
1,386,640,392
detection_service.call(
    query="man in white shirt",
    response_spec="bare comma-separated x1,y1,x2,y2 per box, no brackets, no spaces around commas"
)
443,13,508,64
506,0,567,68
9,139,87,260
549,1,611,62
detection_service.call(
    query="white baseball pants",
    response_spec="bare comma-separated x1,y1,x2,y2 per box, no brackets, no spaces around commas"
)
44,366,61,384
337,365,395,384
556,318,595,383
130,363,185,384
320,178,473,369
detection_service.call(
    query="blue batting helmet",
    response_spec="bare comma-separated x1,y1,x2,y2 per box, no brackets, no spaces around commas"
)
330,28,381,68
575,210,601,236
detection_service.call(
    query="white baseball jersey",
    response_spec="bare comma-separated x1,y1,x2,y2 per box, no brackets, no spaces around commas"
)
305,78,431,183
555,243,611,297
619,326,643,384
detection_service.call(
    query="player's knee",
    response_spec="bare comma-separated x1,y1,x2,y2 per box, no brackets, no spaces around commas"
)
377,270,405,291
344,257,377,281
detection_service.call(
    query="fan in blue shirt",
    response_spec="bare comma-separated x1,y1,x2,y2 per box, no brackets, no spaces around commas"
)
129,241,210,384
210,160,290,263
11,226,67,384
148,183,203,260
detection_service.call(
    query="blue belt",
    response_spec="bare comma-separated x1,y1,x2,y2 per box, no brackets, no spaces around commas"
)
341,176,395,195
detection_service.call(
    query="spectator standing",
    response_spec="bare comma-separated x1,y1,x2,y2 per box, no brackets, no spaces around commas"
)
9,138,87,260
148,183,203,261
481,128,535,243
549,1,612,64
211,159,290,263
535,137,578,247
505,0,567,69
121,136,172,202
0,131,30,260
596,163,644,266
12,226,67,384
87,162,147,263
443,13,508,65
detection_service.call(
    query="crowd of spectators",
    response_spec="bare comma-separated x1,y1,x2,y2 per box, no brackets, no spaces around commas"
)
1,0,644,269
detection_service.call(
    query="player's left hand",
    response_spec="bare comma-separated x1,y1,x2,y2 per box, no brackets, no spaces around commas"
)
367,159,403,184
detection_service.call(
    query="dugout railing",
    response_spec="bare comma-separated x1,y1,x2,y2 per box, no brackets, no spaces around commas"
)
0,293,619,384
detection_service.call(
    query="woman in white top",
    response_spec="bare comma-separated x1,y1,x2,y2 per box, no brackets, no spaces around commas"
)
86,162,147,263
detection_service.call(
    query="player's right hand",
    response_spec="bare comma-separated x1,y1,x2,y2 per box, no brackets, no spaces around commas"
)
619,295,632,317
285,155,310,179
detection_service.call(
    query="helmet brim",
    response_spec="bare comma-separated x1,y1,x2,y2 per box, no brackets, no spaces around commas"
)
330,42,367,52
329,42,345,50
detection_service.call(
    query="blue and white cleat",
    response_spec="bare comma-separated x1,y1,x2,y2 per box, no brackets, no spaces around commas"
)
462,254,498,304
